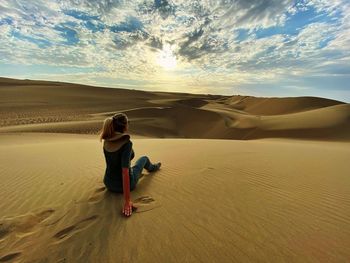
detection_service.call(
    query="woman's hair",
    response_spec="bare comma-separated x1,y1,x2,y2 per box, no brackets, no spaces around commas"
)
99,113,128,141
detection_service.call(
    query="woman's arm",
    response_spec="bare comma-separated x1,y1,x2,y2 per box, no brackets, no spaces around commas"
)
122,167,130,202
122,167,133,216
121,141,134,217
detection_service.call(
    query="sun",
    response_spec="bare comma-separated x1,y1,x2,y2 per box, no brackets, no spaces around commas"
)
156,44,177,70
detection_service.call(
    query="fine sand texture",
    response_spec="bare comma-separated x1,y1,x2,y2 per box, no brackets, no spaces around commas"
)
1,77,349,141
0,133,350,263
1,77,350,262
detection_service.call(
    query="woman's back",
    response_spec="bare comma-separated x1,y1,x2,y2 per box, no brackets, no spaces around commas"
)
103,133,134,192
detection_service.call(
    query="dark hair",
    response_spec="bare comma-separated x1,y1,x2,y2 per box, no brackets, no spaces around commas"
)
112,113,128,133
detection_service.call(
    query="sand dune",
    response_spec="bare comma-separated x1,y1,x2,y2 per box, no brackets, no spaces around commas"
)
202,102,350,140
0,133,349,262
222,95,344,115
1,78,350,262
1,77,349,141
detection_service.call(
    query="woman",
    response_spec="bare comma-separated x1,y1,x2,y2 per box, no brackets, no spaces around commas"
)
100,113,161,217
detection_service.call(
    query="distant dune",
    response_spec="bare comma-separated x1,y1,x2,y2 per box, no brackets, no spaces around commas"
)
0,77,349,141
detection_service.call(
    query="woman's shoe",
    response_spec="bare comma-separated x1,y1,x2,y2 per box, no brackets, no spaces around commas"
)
149,162,161,172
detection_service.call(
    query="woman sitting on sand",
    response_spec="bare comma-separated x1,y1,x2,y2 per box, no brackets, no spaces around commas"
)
100,113,161,217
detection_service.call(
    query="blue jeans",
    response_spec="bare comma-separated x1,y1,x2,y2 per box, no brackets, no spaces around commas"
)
130,156,154,190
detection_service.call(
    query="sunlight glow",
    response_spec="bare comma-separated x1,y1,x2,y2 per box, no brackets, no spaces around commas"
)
156,44,177,70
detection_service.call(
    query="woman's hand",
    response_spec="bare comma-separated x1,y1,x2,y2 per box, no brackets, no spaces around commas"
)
122,200,137,217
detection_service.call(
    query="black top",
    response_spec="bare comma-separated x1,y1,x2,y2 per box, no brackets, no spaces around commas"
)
103,140,135,192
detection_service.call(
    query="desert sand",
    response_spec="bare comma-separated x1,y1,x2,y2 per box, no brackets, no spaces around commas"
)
0,78,350,262
1,77,349,141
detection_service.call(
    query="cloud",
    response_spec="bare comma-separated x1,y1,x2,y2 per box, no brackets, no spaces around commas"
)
0,0,349,101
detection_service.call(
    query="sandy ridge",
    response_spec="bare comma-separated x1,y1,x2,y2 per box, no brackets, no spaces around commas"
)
1,78,349,141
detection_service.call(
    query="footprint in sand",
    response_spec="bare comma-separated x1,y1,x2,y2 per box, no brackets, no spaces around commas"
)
95,186,106,193
0,223,11,240
0,252,22,262
132,195,161,213
15,209,55,233
53,215,98,242
0,209,55,239
87,187,106,203
134,196,155,203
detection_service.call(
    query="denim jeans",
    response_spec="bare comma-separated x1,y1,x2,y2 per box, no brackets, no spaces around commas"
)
130,156,154,190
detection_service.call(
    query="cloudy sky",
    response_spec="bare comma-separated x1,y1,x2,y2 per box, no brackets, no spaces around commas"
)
0,0,349,101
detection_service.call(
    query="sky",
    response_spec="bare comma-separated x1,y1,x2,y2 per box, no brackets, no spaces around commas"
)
0,0,349,102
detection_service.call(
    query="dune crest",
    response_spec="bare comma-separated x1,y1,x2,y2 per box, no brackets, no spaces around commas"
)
0,77,349,141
